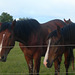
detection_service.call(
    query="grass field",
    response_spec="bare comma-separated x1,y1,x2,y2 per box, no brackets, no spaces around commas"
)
0,42,75,75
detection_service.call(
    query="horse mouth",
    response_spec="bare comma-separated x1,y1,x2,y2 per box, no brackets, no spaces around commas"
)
47,60,53,68
2,59,6,62
0,59,6,62
0,56,7,62
47,62,53,68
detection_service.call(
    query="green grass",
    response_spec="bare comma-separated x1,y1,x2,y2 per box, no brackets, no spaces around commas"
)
0,42,75,75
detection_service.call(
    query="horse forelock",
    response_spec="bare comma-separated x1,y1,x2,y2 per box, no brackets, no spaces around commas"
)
48,30,57,40
0,22,11,32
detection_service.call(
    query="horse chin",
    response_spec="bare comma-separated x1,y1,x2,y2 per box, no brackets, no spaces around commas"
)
0,59,6,62
0,55,7,62
2,59,6,62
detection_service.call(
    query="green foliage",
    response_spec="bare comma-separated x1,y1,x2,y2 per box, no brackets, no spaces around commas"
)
0,12,13,22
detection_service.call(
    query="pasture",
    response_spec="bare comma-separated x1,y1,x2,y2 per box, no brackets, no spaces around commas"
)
0,42,75,75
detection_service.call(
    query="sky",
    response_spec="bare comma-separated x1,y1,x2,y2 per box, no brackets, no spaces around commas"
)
0,0,75,23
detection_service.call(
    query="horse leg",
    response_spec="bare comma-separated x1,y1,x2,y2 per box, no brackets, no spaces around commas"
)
64,50,70,75
71,48,74,70
33,50,41,75
54,55,62,75
72,56,74,70
19,43,33,75
24,55,33,75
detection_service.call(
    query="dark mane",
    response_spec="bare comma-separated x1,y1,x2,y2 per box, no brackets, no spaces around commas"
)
48,22,75,40
0,22,11,32
0,19,41,44
61,23,75,42
14,19,41,43
48,30,57,39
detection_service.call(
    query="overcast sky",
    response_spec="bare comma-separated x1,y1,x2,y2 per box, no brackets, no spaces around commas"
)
0,0,75,23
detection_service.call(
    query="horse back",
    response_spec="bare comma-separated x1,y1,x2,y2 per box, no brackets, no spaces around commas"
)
41,19,66,31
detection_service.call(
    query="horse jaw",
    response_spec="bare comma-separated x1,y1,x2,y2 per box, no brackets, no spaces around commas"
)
43,38,51,67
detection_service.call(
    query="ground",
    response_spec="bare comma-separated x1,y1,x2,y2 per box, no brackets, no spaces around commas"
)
0,42,75,75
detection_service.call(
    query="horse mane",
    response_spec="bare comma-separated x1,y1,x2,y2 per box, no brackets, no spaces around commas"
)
0,19,41,44
48,30,57,39
48,22,75,39
0,22,12,32
14,19,41,43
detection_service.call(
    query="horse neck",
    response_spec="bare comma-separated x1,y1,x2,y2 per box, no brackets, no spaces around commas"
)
14,30,29,45
13,20,41,45
14,30,41,46
61,25,70,42
15,36,27,45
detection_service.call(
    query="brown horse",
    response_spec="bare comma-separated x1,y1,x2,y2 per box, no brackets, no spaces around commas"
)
0,19,73,75
64,19,74,70
19,19,72,75
44,23,75,75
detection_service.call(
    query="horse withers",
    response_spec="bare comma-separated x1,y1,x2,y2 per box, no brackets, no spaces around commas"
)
44,23,75,75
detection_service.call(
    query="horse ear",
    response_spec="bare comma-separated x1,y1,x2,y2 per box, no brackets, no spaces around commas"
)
57,26,61,38
11,20,16,29
64,19,66,22
69,19,71,21
69,18,72,22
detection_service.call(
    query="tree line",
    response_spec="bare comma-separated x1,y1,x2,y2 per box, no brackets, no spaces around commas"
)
0,12,28,22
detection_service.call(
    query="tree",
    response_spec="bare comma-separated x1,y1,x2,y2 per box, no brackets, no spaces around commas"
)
0,12,13,22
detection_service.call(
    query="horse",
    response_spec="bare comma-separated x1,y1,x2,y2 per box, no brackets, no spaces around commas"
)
0,19,73,75
64,18,74,70
19,19,69,75
18,19,73,75
44,23,75,75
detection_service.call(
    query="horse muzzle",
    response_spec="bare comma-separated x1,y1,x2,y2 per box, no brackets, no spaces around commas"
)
43,59,53,68
0,56,7,62
46,60,53,68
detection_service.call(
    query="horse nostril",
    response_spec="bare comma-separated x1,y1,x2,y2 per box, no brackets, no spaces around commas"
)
47,59,49,62
46,60,51,68
1,56,6,62
2,56,5,60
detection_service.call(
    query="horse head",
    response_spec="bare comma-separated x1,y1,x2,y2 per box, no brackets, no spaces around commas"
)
0,20,16,62
43,26,64,68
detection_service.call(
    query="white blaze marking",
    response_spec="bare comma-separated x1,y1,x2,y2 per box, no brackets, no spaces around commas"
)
0,34,5,53
43,38,51,67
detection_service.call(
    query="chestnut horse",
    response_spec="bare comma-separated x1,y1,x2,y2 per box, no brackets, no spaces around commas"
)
19,19,72,75
44,23,75,75
0,19,73,75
